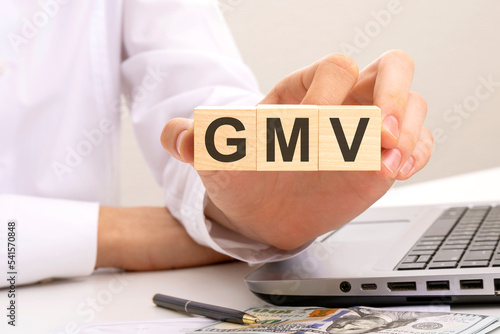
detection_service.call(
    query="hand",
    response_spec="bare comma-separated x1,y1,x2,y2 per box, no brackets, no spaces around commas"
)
161,50,433,250
96,206,232,270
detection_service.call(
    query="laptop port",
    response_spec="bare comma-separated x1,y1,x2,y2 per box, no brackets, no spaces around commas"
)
460,279,483,290
339,281,351,293
494,279,500,293
387,282,417,291
426,280,450,291
361,283,377,290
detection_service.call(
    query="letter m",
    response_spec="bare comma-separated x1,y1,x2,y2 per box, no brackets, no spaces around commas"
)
267,118,309,162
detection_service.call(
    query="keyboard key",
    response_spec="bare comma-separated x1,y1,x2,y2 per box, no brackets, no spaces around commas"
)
458,219,481,224
447,235,472,241
449,231,475,237
423,219,459,237
421,236,445,241
475,232,499,238
441,245,468,250
470,239,497,244
462,250,493,261
409,250,434,256
453,227,478,233
413,245,439,251
474,236,499,242
433,249,464,262
457,217,480,222
394,206,500,271
441,207,466,218
402,255,418,263
460,260,489,268
470,241,497,247
415,240,442,246
487,223,500,227
428,261,457,269
397,263,426,270
466,206,490,213
416,255,431,263
443,240,469,246
469,245,496,251
480,227,500,232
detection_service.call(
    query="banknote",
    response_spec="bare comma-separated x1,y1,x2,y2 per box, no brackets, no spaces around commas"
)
192,306,500,334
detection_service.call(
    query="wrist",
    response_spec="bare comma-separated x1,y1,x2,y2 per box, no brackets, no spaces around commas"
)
95,206,123,268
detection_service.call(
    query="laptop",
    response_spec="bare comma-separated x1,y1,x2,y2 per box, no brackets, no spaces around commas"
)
245,202,500,306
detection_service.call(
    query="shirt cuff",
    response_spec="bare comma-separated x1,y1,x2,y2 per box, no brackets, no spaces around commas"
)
0,194,99,287
173,177,312,264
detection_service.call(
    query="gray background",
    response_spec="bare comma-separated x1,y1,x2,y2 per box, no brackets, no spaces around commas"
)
120,0,500,206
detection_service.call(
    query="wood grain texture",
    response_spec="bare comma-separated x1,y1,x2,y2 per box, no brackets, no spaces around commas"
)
194,107,257,170
256,104,318,171
318,106,381,171
194,105,381,171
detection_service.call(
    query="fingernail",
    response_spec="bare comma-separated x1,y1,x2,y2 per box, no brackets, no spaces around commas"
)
382,148,402,174
175,130,187,160
400,156,414,175
383,116,400,141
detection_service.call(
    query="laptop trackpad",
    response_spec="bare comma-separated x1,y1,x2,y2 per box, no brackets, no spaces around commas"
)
324,220,411,243
319,220,414,275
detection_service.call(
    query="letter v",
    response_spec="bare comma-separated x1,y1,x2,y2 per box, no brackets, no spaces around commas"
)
329,118,369,162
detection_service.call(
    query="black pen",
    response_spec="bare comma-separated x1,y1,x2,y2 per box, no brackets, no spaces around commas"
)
152,294,259,325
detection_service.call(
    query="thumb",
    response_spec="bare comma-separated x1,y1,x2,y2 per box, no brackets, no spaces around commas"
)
161,118,195,164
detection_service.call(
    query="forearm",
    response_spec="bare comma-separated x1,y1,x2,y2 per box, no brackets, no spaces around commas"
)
96,206,232,271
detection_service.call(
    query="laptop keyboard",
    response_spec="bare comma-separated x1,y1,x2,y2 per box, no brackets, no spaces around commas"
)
396,205,500,270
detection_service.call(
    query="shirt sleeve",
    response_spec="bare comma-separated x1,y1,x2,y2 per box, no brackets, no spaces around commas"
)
120,0,311,263
0,194,99,287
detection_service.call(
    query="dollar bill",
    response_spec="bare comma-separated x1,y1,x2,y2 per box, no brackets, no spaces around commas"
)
192,306,500,334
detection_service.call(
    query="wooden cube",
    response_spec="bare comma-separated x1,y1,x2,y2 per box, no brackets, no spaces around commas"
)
318,106,381,171
194,107,257,170
256,105,318,171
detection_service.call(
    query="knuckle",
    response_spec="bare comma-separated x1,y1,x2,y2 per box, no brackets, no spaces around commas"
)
384,91,406,115
409,91,428,113
162,119,178,138
160,121,176,149
424,127,434,146
414,130,434,161
402,133,418,155
412,146,427,164
266,86,283,104
384,49,415,71
422,129,434,154
319,53,359,80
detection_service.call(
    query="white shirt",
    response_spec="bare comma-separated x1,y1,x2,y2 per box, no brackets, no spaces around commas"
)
0,0,304,287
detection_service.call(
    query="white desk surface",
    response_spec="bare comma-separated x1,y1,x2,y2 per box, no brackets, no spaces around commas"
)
2,168,500,333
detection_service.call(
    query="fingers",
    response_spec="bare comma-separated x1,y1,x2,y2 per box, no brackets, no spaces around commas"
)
396,126,433,180
379,92,431,179
346,50,415,149
301,54,359,105
374,51,414,148
161,51,430,182
261,54,359,105
161,118,195,164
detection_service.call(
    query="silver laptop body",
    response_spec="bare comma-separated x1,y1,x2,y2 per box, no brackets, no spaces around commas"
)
245,203,500,306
